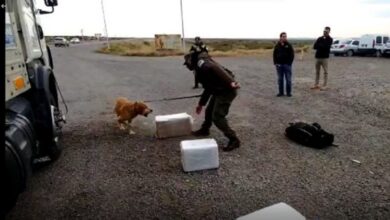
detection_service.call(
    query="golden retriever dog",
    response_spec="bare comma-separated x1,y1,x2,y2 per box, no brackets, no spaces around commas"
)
114,97,153,134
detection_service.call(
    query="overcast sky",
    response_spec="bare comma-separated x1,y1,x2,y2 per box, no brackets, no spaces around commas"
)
37,0,390,39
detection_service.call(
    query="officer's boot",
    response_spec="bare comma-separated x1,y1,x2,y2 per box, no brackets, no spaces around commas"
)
223,135,241,151
192,127,210,136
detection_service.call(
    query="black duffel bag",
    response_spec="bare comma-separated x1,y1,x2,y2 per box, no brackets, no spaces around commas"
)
285,122,335,149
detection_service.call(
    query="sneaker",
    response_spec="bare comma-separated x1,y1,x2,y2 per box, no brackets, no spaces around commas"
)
192,128,210,136
287,94,292,97
223,138,240,151
320,86,328,91
192,86,199,89
310,85,320,90
276,94,284,97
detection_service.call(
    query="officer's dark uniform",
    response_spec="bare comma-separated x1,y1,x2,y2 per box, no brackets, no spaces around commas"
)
184,52,240,151
190,40,208,89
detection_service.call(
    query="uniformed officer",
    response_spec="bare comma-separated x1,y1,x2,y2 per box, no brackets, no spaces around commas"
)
183,51,241,151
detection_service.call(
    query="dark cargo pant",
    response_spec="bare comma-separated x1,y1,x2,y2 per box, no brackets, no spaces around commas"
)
201,90,238,139
193,70,200,87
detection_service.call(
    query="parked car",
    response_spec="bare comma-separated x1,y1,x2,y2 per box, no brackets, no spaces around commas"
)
54,37,69,47
331,39,359,56
70,37,80,44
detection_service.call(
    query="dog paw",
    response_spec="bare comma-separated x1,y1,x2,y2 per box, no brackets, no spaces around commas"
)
129,130,136,135
119,125,126,130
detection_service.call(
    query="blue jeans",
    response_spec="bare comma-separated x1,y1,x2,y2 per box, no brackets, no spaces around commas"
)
276,64,292,95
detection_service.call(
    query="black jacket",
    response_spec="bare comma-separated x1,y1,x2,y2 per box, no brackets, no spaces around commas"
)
190,42,208,54
196,59,236,106
313,36,333,58
273,41,294,65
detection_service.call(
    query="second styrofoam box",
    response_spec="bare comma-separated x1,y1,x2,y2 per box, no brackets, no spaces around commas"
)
180,138,219,172
155,113,193,138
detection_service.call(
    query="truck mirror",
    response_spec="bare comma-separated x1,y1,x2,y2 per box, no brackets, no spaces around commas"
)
40,0,57,14
44,0,58,7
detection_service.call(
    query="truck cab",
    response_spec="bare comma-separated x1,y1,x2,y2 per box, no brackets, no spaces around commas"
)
5,0,67,214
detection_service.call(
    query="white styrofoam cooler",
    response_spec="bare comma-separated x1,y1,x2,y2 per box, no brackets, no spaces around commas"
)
237,202,306,220
155,113,193,138
180,138,219,172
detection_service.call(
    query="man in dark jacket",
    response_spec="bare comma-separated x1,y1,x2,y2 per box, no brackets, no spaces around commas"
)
273,32,295,97
189,36,209,89
183,52,241,151
312,27,333,90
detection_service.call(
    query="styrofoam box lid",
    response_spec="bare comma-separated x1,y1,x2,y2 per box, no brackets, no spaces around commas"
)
181,138,218,150
237,202,306,220
155,112,192,122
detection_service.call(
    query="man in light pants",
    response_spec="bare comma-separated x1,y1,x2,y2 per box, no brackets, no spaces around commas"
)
311,27,333,90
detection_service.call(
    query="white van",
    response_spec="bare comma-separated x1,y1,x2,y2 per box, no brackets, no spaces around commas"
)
358,34,389,57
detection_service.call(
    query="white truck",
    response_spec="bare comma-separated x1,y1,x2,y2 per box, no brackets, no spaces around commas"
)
5,0,66,214
357,34,389,57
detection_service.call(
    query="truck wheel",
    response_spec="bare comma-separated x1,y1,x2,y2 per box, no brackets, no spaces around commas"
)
31,66,64,161
347,50,354,57
376,50,382,57
46,86,62,161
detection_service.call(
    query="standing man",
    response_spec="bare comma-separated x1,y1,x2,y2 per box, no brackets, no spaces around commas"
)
273,32,295,97
190,36,209,89
183,52,241,151
312,27,333,90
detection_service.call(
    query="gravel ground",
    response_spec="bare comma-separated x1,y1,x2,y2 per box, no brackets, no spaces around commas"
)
6,42,390,220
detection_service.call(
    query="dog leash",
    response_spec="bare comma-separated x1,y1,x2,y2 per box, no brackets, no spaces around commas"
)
143,94,202,103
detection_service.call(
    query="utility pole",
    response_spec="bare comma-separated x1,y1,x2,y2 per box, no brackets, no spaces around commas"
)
101,0,110,49
81,29,83,41
180,0,186,52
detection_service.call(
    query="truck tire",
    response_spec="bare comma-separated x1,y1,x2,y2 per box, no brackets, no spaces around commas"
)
29,64,63,161
41,75,62,161
46,91,62,161
346,50,354,57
